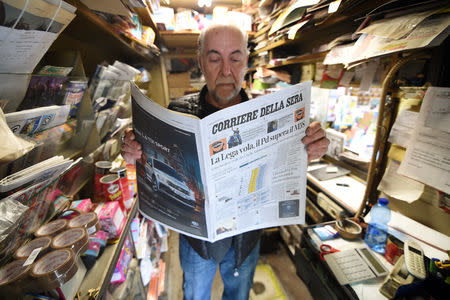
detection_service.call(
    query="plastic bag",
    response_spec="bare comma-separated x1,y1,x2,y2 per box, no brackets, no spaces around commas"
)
0,108,35,163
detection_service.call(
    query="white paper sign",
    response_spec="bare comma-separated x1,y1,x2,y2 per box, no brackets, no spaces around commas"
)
388,110,419,148
378,160,424,203
398,87,450,194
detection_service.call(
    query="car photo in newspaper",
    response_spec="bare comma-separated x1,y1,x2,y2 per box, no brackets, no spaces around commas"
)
131,92,208,239
131,81,311,242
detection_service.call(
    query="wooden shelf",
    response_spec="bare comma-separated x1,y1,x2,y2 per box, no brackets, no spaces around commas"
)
248,51,328,72
250,39,295,57
134,6,162,46
77,198,139,299
64,0,158,62
252,25,271,39
160,30,200,49
249,1,393,61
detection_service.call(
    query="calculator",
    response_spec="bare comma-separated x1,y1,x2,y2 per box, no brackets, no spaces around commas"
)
404,240,426,279
323,247,388,285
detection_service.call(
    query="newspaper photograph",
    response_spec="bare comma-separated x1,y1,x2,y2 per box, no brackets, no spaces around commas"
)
131,81,311,242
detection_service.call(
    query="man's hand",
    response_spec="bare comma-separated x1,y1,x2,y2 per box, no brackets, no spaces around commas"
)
121,128,142,163
302,121,330,163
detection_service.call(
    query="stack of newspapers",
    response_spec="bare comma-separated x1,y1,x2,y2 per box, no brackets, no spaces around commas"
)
0,156,74,199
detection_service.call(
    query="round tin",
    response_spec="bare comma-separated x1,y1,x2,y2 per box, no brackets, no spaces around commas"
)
100,174,125,211
14,236,52,260
68,212,99,235
35,219,68,238
94,161,112,202
0,259,33,296
51,228,89,256
30,249,77,291
110,167,131,208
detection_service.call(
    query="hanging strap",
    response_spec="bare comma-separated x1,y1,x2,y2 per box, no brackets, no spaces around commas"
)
46,0,63,32
11,0,30,29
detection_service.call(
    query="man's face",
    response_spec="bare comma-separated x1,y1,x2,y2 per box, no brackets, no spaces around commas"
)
199,27,248,107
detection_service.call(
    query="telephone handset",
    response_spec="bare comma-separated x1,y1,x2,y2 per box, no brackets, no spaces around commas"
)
404,239,426,279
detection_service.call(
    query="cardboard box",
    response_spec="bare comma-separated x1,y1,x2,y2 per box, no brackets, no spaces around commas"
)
111,236,133,284
95,201,125,239
169,87,189,99
167,72,190,88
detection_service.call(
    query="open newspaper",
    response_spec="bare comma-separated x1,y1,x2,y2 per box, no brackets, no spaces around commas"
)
131,82,311,242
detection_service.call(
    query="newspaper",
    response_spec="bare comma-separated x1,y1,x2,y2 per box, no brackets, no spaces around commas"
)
131,82,311,242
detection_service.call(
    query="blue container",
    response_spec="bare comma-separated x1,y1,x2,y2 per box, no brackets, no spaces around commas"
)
364,198,391,254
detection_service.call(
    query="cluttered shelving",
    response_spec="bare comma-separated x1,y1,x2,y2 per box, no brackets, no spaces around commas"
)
56,0,160,74
76,197,139,299
248,51,328,72
0,0,169,299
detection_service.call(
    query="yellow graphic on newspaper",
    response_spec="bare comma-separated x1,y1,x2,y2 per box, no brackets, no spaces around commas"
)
248,167,260,193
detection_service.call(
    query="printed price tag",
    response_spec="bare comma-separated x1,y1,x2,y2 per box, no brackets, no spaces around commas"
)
23,247,42,266
328,1,341,13
87,226,96,235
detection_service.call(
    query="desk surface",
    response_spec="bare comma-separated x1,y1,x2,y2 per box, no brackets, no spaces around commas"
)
308,211,450,300
307,164,366,213
308,228,393,300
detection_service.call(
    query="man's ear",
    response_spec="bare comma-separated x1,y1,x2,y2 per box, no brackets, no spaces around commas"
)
198,56,203,72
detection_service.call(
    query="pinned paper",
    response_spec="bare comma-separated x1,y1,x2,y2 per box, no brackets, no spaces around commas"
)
359,61,378,91
339,71,355,86
378,160,424,203
388,110,419,148
398,87,450,194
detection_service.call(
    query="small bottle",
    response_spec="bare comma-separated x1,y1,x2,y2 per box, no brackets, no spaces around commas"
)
364,198,391,254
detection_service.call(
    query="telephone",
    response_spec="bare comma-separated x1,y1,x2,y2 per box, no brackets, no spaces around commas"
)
379,255,414,299
404,239,426,279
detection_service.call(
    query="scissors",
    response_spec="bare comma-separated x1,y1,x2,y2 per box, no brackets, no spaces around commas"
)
319,244,339,261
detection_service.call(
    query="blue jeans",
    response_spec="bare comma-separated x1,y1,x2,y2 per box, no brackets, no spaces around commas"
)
179,235,260,300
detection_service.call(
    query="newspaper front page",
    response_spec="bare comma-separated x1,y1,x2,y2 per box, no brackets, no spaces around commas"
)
131,82,311,242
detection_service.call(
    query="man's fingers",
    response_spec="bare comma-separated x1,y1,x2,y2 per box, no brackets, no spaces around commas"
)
122,149,142,163
307,144,329,156
305,121,321,136
121,128,143,164
309,137,330,152
306,136,330,161
302,127,326,145
123,129,136,144
307,146,329,162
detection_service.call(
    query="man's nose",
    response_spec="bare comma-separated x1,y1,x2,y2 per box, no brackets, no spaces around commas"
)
221,60,232,76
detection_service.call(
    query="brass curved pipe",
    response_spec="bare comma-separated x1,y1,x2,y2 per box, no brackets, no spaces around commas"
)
355,52,430,218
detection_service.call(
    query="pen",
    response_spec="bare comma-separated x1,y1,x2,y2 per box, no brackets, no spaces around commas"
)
336,183,349,187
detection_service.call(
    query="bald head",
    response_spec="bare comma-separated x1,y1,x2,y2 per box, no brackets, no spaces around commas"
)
197,24,249,107
198,24,249,59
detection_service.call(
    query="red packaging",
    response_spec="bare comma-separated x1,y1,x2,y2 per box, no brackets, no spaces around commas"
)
384,236,404,265
110,167,131,211
100,174,125,211
94,161,112,202
95,202,126,239
126,164,137,198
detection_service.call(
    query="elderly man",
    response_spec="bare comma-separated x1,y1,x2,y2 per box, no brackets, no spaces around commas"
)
122,23,329,300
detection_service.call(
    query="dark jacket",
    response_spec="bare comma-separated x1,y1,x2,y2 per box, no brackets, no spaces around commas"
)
168,86,262,269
